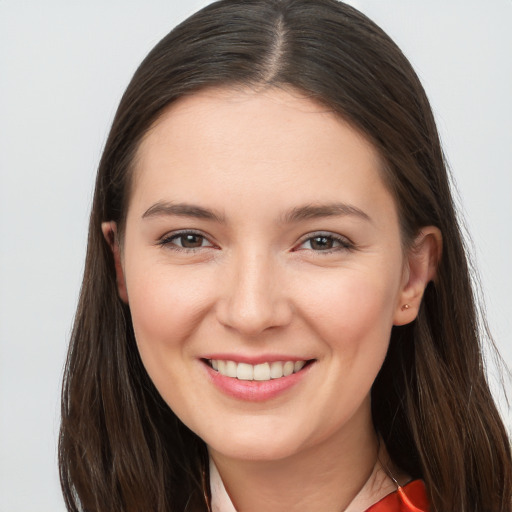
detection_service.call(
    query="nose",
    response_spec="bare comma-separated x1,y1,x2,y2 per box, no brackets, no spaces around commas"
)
216,249,292,337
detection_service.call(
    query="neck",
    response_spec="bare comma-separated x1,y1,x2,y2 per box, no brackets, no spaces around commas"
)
208,416,397,512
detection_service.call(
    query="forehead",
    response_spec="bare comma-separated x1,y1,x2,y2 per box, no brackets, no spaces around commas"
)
129,86,394,222
138,86,379,163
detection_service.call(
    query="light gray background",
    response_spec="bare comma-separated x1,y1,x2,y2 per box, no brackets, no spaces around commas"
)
1,1,510,510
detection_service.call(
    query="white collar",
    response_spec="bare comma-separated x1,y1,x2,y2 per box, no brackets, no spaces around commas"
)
208,451,399,512
209,456,237,512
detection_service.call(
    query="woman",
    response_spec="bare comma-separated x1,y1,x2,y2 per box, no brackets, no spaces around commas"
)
59,1,512,511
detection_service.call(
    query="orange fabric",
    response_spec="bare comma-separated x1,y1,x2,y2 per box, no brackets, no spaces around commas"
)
365,480,429,512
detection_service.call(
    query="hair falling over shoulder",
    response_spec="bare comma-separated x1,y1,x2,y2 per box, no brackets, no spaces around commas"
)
59,1,511,511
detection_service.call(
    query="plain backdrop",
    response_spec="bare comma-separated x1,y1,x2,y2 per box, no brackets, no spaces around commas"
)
1,1,511,510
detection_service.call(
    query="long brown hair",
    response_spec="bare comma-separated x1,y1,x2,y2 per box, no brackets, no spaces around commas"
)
59,1,512,510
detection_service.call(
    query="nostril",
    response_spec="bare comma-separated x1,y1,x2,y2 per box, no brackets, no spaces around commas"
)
216,296,293,337
215,260,292,336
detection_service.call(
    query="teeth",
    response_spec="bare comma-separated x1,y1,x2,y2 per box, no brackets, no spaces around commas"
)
225,360,237,378
283,361,294,376
253,363,270,381
270,361,284,379
294,360,305,372
237,362,253,381
210,359,308,381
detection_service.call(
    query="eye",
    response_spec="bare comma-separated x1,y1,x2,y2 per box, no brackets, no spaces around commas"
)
296,232,353,253
158,231,215,251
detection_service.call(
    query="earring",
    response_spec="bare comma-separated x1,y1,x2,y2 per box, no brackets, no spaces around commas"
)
401,304,410,311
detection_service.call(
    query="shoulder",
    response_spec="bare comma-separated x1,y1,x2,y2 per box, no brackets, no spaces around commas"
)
365,480,429,512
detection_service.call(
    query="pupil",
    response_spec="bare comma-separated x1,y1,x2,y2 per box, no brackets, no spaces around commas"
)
182,234,203,248
311,236,333,250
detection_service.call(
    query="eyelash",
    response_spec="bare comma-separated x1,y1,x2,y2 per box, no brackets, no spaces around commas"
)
294,231,354,254
157,230,354,254
157,230,216,252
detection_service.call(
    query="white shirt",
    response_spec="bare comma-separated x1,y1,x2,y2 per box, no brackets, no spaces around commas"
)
210,457,237,512
208,454,401,512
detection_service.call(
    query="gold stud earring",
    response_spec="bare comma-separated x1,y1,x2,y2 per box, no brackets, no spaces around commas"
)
401,304,410,311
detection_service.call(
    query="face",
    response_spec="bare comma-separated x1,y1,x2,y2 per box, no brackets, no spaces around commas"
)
114,87,420,463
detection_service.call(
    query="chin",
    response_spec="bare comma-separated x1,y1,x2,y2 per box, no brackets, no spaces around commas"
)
204,428,307,462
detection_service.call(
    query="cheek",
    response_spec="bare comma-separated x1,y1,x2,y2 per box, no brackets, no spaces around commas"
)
292,264,402,410
125,262,215,368
124,262,222,421
296,267,400,346
292,270,400,428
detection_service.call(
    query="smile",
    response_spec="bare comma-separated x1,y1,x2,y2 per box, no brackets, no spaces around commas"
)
208,359,308,381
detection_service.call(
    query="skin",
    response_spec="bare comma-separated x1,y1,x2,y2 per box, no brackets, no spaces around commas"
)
103,87,440,511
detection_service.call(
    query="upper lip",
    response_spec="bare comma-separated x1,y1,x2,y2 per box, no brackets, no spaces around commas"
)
202,354,314,365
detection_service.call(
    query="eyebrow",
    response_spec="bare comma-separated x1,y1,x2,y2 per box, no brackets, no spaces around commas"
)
142,201,225,222
282,203,371,224
141,201,371,224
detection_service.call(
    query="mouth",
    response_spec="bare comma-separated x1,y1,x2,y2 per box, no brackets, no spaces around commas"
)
204,359,314,381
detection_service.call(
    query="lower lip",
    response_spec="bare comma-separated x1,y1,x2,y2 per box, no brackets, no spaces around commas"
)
204,362,313,402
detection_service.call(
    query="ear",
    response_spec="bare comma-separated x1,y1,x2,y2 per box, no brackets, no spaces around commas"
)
101,221,129,304
393,226,442,326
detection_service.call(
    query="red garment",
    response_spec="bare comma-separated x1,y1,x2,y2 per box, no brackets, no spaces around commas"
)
366,480,429,512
